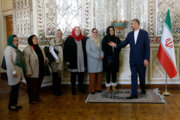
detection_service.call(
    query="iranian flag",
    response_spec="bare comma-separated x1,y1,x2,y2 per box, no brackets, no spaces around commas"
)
157,10,177,79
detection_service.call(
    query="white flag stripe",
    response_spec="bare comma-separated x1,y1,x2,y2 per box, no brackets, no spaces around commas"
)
161,42,176,68
161,24,176,67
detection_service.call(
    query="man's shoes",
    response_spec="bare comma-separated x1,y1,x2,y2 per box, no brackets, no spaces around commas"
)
126,95,138,99
96,90,102,93
79,89,86,94
142,90,146,94
90,92,95,94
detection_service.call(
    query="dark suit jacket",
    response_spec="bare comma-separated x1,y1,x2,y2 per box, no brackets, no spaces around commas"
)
117,29,150,65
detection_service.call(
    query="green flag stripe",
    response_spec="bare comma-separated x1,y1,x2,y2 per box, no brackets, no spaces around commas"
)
165,23,173,36
165,9,172,33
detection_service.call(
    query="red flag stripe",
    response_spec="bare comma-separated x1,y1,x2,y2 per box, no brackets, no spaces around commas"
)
157,44,177,79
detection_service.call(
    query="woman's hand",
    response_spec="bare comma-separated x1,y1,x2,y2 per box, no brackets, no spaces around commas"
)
13,73,18,78
26,70,33,77
56,59,60,63
99,56,103,60
66,62,70,65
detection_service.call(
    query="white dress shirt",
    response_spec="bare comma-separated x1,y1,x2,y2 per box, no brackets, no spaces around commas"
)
134,29,140,44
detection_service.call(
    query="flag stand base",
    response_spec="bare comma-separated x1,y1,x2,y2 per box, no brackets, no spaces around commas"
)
162,91,171,96
162,74,171,96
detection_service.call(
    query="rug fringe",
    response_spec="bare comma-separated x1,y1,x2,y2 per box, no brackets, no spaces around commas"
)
85,94,91,103
153,88,166,103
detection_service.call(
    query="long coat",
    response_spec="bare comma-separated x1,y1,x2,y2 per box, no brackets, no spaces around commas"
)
49,38,64,72
4,46,25,85
86,37,104,73
63,37,87,69
23,45,48,78
102,36,121,72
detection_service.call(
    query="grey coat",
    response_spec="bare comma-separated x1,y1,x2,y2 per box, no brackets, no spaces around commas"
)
86,37,104,73
4,46,25,85
23,45,48,78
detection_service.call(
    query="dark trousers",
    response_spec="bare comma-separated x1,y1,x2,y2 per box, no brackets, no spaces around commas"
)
52,72,61,94
106,71,117,84
26,76,43,102
9,83,20,106
70,72,84,93
130,64,146,96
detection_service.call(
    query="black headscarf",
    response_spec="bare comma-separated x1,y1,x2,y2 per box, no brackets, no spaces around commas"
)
28,35,45,77
106,26,115,38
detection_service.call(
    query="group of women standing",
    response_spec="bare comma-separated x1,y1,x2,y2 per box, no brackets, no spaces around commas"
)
4,26,121,111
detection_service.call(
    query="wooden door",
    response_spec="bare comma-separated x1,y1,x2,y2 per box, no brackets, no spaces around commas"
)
6,15,13,44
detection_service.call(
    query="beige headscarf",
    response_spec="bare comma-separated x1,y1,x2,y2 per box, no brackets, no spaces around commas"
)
54,29,64,46
93,37,100,48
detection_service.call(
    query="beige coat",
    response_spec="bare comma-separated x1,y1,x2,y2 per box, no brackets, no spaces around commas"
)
4,46,25,85
49,38,64,72
23,45,48,78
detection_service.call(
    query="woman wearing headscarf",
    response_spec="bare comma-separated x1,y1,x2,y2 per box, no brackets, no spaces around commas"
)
102,26,121,94
23,35,48,104
4,35,25,111
49,29,64,96
64,27,87,95
86,28,103,94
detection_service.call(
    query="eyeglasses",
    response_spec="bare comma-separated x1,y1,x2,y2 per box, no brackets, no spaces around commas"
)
92,32,98,34
13,40,19,42
33,38,38,40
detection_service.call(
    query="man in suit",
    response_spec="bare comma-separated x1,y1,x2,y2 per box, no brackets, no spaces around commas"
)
108,19,150,99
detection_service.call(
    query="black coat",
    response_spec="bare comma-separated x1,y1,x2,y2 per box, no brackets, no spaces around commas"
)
63,37,87,69
102,35,121,72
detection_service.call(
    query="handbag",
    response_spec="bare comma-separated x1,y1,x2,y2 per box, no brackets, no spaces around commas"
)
44,65,51,76
44,46,59,63
1,56,7,70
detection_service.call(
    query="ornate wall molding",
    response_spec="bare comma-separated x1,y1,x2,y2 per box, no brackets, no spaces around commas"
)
45,0,84,38
156,0,180,36
13,0,33,44
148,0,180,43
37,0,148,40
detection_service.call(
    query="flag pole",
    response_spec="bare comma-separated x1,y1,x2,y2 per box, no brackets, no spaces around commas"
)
162,73,171,96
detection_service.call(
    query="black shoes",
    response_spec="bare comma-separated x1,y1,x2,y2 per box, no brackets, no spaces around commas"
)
8,106,18,111
90,92,95,94
54,92,62,96
16,106,22,109
29,101,37,104
72,89,76,95
142,89,146,94
126,95,138,99
8,105,22,111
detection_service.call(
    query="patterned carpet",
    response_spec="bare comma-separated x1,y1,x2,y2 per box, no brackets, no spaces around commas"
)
85,88,165,104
